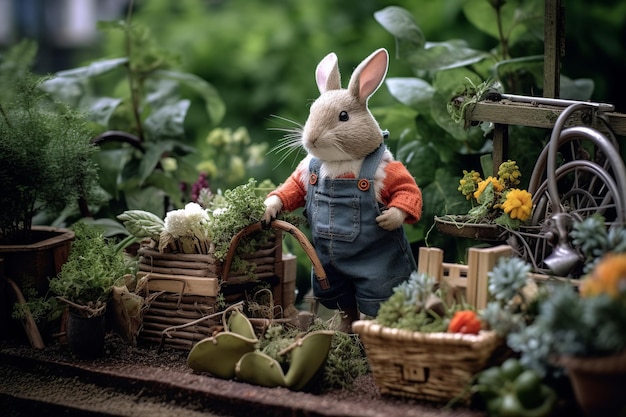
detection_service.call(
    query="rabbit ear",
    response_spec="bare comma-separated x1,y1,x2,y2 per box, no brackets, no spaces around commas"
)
315,52,341,93
348,48,389,104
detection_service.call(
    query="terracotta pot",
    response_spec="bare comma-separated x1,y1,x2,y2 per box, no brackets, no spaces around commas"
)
0,226,75,341
557,351,626,416
66,309,107,359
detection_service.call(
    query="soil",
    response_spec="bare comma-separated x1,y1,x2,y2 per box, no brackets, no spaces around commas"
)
0,332,488,417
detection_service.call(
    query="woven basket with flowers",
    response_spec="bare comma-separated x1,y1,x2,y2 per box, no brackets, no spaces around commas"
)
118,179,303,348
435,160,533,241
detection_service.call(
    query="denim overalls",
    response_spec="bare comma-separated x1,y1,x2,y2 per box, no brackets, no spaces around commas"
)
305,144,417,317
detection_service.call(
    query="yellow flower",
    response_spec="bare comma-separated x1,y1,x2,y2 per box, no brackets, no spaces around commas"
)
501,189,532,221
581,253,626,299
473,176,503,201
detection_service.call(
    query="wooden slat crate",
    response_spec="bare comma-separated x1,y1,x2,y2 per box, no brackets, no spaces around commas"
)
136,220,326,349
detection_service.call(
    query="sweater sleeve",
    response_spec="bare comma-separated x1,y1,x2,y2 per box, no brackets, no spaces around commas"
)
380,161,422,224
267,164,307,212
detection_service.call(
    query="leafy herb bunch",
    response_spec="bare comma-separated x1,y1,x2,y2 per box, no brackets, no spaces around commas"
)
0,41,100,244
49,222,129,317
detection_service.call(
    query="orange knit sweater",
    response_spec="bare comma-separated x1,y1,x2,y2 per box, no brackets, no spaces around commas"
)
269,160,422,224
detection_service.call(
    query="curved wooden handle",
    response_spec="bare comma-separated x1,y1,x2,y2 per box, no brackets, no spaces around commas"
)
221,220,329,290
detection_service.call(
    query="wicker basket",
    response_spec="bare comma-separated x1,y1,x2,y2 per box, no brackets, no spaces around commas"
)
137,220,327,349
352,320,505,405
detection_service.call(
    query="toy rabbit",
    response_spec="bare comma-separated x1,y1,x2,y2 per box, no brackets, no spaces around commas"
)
263,48,422,331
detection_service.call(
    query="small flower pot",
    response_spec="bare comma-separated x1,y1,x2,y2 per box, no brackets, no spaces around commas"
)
67,309,106,359
557,351,626,416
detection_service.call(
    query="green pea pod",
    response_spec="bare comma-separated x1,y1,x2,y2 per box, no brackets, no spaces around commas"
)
490,386,556,417
499,392,523,417
478,365,505,387
514,369,543,409
499,358,524,381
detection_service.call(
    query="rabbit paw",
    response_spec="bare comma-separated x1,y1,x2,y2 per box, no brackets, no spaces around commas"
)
376,207,407,231
263,195,283,224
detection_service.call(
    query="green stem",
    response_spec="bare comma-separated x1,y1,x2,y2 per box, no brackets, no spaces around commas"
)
123,0,145,142
0,103,11,128
494,1,509,60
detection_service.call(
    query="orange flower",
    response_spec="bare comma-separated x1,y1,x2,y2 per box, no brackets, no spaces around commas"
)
580,253,626,299
473,176,503,201
448,310,481,334
501,189,533,221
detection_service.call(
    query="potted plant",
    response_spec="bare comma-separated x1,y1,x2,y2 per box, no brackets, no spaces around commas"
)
0,40,101,339
482,215,626,416
48,222,130,358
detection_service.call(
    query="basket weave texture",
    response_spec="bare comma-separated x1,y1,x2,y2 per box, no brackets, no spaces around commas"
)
137,229,284,349
352,320,503,404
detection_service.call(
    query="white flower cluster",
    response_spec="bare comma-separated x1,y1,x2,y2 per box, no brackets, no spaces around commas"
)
163,202,211,240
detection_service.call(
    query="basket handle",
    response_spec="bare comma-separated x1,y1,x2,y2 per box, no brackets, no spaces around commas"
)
221,220,329,290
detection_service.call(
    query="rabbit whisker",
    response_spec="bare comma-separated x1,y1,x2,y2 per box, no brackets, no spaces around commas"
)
267,117,306,168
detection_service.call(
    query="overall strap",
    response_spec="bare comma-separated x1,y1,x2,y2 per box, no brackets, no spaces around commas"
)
358,144,386,180
308,157,322,186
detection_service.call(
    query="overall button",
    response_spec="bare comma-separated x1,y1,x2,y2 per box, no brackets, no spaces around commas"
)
357,178,370,191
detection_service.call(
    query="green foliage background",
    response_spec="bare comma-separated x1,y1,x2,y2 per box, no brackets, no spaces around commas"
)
4,0,625,265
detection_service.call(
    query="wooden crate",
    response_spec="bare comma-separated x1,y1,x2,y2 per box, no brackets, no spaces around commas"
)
136,220,325,349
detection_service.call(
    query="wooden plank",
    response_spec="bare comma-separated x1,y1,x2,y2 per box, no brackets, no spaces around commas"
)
467,101,626,136
466,249,480,308
138,271,219,297
281,254,297,307
417,247,443,280
528,271,580,287
441,263,468,290
467,245,513,310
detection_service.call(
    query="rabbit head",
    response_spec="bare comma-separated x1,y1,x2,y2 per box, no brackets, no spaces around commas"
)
302,48,389,162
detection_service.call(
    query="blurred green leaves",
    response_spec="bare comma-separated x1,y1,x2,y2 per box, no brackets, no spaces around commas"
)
40,19,226,227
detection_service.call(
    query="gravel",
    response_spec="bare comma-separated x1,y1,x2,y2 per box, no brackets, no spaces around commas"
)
0,333,487,417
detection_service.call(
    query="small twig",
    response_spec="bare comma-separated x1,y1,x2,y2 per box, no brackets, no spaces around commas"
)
5,278,44,349
55,296,106,318
158,302,244,351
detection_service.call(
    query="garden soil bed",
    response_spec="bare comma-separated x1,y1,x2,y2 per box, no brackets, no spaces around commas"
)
0,333,489,417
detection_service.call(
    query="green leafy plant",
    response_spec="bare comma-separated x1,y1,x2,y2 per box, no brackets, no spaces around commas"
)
257,318,369,392
372,3,592,258
11,287,63,324
49,222,131,317
118,178,274,279
0,41,100,244
41,10,226,227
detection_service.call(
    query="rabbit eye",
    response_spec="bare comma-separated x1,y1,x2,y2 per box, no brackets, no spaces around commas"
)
338,111,349,122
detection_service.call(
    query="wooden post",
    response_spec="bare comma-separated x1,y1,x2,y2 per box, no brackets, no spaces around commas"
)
544,0,564,98
417,247,443,280
467,245,513,309
492,123,509,175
